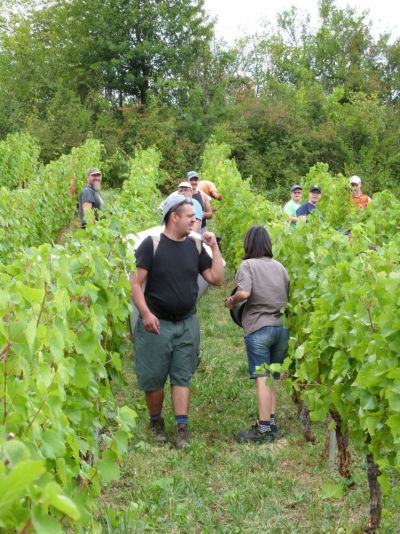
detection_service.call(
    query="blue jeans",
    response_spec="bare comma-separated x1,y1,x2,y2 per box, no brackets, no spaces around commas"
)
244,326,289,379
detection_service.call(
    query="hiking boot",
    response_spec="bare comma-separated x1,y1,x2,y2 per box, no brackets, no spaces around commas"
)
149,417,167,443
236,424,275,443
176,424,190,449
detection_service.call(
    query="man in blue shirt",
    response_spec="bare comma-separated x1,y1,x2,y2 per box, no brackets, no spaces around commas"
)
296,185,323,221
177,182,203,233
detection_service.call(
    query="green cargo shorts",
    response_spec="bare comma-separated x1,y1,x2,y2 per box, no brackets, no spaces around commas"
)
134,315,200,391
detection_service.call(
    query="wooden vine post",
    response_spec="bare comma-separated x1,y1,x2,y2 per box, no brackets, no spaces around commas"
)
330,410,352,479
365,434,382,532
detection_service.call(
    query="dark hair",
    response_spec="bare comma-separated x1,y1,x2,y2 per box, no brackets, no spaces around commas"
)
243,225,273,259
164,199,193,224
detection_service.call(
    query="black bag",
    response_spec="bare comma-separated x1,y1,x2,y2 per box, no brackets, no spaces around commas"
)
229,287,247,328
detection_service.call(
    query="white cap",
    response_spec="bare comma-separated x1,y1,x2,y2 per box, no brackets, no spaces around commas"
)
350,175,361,185
178,181,193,189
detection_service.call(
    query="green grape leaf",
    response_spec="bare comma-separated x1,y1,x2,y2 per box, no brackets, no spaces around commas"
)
74,330,100,361
320,482,344,500
41,429,66,459
98,450,120,484
3,440,30,467
0,460,45,515
386,414,400,436
24,319,37,351
49,493,80,520
32,505,63,534
48,326,65,361
118,406,137,431
18,284,45,304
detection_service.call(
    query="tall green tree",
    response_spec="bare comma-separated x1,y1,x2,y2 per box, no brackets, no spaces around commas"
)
41,0,214,106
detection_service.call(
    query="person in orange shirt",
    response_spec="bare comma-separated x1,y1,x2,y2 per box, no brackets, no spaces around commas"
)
198,179,222,201
69,175,76,198
350,175,371,208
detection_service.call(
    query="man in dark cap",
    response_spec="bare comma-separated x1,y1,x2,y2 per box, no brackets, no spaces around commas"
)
78,167,105,228
296,185,323,222
130,194,224,448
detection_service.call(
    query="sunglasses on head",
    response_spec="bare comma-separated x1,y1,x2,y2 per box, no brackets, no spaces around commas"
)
167,199,193,217
174,199,193,208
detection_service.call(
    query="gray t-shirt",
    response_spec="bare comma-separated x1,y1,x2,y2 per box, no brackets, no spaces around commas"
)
236,257,290,336
78,186,105,227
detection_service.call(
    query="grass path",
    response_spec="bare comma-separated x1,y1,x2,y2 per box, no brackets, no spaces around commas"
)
98,276,397,533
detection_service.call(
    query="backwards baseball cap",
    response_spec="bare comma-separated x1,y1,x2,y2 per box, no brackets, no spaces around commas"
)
309,184,322,193
186,171,199,180
162,193,193,221
87,167,102,176
350,175,361,185
290,184,303,192
178,181,193,189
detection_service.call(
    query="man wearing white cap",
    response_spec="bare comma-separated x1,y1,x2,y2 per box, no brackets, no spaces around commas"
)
177,182,202,233
350,175,371,208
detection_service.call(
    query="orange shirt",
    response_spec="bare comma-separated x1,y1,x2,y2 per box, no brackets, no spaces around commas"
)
198,180,218,198
69,176,76,197
352,193,371,208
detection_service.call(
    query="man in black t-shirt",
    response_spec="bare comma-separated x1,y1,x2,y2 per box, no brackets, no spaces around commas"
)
186,171,213,233
130,194,224,448
296,184,323,222
78,167,105,228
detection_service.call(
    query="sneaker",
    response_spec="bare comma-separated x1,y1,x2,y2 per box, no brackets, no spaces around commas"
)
149,417,167,443
236,424,275,443
270,423,279,439
176,424,190,449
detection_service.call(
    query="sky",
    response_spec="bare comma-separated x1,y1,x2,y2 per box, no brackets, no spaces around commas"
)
203,0,400,43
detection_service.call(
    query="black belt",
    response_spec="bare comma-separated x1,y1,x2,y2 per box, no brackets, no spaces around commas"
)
158,312,192,322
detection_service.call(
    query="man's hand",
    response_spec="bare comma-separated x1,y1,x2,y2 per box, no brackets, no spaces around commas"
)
201,231,218,249
143,312,160,335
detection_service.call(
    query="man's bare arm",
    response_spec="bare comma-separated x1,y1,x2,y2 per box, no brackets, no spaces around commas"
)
130,268,160,334
200,232,224,286
193,219,201,233
202,197,213,220
224,289,250,309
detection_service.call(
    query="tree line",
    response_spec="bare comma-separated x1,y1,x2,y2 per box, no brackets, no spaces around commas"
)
1,0,400,197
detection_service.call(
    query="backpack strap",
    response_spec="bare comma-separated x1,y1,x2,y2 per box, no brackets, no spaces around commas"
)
151,234,202,257
190,236,202,255
141,235,162,292
151,234,161,256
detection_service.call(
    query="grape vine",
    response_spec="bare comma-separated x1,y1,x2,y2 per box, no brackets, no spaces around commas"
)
0,146,163,532
201,138,400,530
0,138,102,263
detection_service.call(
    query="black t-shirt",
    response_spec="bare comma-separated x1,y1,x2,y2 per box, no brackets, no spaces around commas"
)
135,234,212,320
78,186,105,227
296,202,323,219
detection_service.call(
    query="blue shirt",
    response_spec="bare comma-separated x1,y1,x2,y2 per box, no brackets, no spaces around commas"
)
192,198,202,221
165,193,202,221
296,202,323,219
